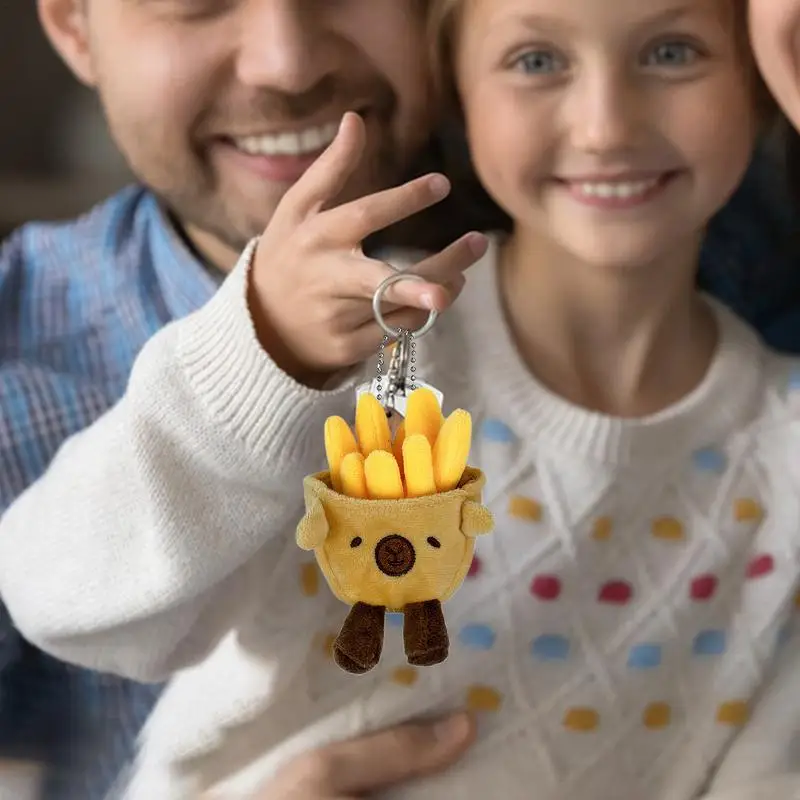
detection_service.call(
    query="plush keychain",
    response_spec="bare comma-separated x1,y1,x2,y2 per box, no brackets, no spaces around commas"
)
296,272,494,674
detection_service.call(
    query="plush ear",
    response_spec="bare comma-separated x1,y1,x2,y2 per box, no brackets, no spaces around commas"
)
461,501,494,538
296,498,330,550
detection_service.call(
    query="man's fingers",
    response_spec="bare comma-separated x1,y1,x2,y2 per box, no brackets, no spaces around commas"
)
325,172,452,244
279,111,367,221
316,713,476,795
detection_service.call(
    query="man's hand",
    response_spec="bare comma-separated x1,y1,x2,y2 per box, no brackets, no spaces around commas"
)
248,111,489,384
254,712,475,798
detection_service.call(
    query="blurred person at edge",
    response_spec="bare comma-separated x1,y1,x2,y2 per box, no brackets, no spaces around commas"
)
0,0,798,798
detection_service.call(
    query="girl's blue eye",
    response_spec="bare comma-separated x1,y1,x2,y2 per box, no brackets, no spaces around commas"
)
644,41,698,67
514,50,564,74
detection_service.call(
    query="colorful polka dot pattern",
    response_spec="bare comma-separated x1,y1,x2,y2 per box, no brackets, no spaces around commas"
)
692,447,728,474
509,495,543,522
651,517,685,541
557,701,748,731
300,563,320,597
481,418,516,443
392,667,418,686
466,685,503,712
592,517,613,541
306,426,776,740
735,498,763,522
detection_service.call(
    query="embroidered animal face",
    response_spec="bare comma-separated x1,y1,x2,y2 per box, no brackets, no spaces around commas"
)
297,468,493,610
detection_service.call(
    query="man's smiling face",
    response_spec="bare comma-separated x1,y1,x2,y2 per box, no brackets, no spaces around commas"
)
40,0,436,261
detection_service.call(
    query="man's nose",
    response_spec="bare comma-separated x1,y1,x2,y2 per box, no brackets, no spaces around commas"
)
236,0,342,94
567,72,641,155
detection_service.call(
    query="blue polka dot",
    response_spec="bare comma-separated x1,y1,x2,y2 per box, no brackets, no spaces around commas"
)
693,629,727,656
530,634,570,661
387,612,403,628
458,623,496,650
692,447,727,474
789,368,800,391
481,419,515,443
627,643,662,669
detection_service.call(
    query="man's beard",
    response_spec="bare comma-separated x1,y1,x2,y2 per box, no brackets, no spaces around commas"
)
159,119,403,258
154,78,404,256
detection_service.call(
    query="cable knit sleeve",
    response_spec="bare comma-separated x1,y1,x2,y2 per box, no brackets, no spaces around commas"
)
698,635,800,799
0,239,364,682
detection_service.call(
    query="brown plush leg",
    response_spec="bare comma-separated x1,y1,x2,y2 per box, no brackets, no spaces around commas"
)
333,602,385,674
403,600,449,666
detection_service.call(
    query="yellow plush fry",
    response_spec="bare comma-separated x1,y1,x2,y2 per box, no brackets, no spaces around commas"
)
324,416,359,492
403,434,437,498
405,387,443,447
355,393,392,457
432,409,472,492
392,421,406,479
364,450,404,499
340,452,368,499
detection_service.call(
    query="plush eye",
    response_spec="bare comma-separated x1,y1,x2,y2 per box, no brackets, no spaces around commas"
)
350,537,363,548
426,536,441,548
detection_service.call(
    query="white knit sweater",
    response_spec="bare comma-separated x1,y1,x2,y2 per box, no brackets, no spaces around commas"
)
2,239,800,800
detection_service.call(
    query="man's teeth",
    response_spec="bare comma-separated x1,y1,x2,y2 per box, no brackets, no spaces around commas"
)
234,121,340,156
575,178,660,199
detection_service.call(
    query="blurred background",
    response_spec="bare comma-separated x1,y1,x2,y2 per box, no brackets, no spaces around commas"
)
0,3,131,240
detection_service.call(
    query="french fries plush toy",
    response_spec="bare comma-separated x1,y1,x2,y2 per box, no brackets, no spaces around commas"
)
296,388,494,674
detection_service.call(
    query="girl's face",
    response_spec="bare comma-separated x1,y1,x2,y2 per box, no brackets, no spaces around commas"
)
452,0,758,271
749,0,800,130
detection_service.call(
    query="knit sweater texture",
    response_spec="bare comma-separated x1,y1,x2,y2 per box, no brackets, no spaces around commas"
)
2,239,800,799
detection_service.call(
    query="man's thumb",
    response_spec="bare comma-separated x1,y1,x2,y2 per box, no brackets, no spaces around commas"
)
325,712,476,794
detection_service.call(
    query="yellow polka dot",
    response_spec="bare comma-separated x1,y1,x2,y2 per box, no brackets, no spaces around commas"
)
717,701,749,726
392,667,418,686
734,498,763,523
592,517,613,541
563,707,599,732
643,702,671,729
300,563,320,597
508,495,543,522
322,633,336,659
651,517,685,541
466,685,503,712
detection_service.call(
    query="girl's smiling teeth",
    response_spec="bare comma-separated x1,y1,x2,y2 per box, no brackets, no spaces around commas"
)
557,172,678,206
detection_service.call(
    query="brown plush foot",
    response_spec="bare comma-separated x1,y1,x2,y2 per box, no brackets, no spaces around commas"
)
333,602,385,674
403,600,449,666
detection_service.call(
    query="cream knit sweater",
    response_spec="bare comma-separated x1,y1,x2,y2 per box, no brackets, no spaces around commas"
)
2,239,800,800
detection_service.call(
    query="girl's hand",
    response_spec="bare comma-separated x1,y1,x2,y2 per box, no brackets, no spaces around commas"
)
248,112,488,384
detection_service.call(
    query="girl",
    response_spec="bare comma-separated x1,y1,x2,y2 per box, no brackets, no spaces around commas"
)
6,0,800,798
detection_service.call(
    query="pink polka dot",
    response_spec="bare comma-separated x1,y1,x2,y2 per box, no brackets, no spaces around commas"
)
598,580,633,605
746,554,775,579
690,574,718,601
530,575,562,600
467,556,482,578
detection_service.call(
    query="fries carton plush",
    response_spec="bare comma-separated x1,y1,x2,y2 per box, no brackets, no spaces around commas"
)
296,388,494,674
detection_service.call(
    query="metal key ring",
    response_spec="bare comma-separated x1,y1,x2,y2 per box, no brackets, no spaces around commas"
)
372,271,438,340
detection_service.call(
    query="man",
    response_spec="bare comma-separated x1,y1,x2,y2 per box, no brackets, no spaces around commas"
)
0,1,447,797
0,1,799,799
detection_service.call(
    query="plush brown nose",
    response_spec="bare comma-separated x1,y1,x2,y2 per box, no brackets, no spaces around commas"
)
374,534,416,577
